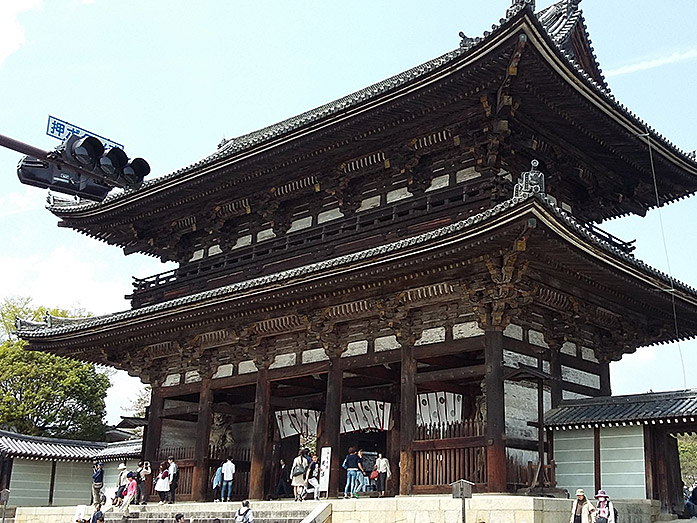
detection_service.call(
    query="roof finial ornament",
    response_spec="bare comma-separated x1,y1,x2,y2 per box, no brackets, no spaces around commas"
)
513,159,545,198
458,31,474,49
565,0,581,16
506,0,535,19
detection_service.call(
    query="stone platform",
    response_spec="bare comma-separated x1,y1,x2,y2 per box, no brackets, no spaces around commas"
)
14,495,671,523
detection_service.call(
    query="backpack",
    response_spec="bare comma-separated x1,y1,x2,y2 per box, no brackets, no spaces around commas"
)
613,507,618,523
235,508,250,523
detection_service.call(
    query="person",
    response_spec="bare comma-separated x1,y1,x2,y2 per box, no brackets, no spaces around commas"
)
90,504,103,523
154,462,170,504
114,463,129,507
303,453,321,500
594,489,615,523
121,472,138,517
273,459,292,499
212,462,223,502
375,452,391,497
135,460,151,505
174,513,185,523
167,456,178,504
290,450,306,501
569,488,596,523
234,500,254,523
342,447,361,499
221,457,236,502
355,449,368,493
92,462,104,506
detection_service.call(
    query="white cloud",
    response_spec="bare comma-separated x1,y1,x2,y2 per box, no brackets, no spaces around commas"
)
605,48,697,78
0,186,46,218
0,0,42,68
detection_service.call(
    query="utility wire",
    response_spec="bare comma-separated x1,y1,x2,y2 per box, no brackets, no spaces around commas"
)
639,130,687,390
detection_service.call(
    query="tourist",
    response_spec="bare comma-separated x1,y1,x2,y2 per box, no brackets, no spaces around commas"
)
167,456,179,504
121,472,138,517
135,460,151,505
290,450,306,501
355,449,367,493
114,463,129,507
234,500,254,523
273,459,292,499
91,462,104,506
90,504,103,523
221,457,236,502
594,489,616,523
342,447,360,499
303,453,321,500
174,513,186,523
154,462,170,504
211,462,223,502
375,452,391,497
569,488,596,523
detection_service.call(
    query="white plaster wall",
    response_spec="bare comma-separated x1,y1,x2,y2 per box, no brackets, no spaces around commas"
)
53,461,94,506
8,459,51,507
600,425,646,499
504,381,550,440
553,428,595,497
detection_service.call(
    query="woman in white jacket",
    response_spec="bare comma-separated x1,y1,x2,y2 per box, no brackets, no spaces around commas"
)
594,489,615,523
569,489,596,523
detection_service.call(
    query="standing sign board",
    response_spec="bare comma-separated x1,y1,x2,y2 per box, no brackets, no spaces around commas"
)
46,115,123,150
319,447,331,497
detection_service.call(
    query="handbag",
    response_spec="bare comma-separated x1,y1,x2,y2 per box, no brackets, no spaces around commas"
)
291,463,305,477
369,469,379,480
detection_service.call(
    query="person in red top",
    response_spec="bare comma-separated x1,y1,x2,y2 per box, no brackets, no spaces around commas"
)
121,472,138,517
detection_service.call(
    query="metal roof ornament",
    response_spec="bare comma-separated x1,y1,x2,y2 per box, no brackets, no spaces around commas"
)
513,159,545,198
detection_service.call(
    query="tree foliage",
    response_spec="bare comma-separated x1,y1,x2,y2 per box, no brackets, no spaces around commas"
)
0,298,108,441
679,434,697,486
0,295,88,341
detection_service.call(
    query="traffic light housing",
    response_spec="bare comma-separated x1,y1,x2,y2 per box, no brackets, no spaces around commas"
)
16,134,151,202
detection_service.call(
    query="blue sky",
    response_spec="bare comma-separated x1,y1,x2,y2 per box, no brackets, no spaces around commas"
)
0,0,696,424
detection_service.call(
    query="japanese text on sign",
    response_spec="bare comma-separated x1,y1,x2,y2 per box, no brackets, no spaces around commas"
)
46,115,123,150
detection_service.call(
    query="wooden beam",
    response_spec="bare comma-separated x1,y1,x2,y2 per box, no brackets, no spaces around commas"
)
412,436,486,451
414,364,486,384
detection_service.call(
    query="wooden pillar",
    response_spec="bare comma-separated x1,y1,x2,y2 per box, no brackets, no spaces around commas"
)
399,342,416,495
594,427,601,493
599,359,611,396
192,378,212,501
143,386,164,463
484,329,507,492
249,365,271,500
389,398,401,496
322,355,343,498
549,346,562,407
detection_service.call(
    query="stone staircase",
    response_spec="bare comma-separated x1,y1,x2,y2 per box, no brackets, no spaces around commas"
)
102,500,327,523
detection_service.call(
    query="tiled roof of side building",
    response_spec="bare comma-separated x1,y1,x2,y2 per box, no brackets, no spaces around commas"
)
96,439,143,462
0,429,104,461
544,389,697,429
16,187,697,339
47,2,695,216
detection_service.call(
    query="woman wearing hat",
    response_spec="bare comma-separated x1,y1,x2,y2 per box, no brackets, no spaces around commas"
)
594,489,615,523
569,488,596,523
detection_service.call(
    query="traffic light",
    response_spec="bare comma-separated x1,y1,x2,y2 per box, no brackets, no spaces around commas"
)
60,134,150,190
16,134,151,202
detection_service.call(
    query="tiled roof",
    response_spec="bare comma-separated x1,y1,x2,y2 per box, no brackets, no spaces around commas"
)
0,429,103,461
0,429,142,461
17,188,697,339
96,439,143,461
46,2,697,216
544,389,697,429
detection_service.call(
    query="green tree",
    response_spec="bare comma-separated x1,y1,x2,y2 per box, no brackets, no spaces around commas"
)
0,295,88,341
679,434,697,486
0,298,109,441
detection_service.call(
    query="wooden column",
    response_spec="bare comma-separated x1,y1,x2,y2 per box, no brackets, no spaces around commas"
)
484,329,507,492
323,355,343,498
599,359,611,396
549,346,562,408
143,386,164,463
249,365,271,500
389,398,401,496
399,342,416,495
192,378,213,501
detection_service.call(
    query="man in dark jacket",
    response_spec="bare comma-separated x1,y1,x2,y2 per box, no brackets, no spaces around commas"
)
91,462,104,506
273,459,292,499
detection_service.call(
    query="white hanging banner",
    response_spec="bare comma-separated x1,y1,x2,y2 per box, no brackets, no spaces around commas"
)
275,409,320,439
339,401,391,433
416,392,463,426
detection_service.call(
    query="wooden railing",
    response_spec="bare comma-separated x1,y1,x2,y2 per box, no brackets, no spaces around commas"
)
412,420,487,493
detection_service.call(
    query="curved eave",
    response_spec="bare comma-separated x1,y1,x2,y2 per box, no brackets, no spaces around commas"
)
20,192,697,349
48,8,697,226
